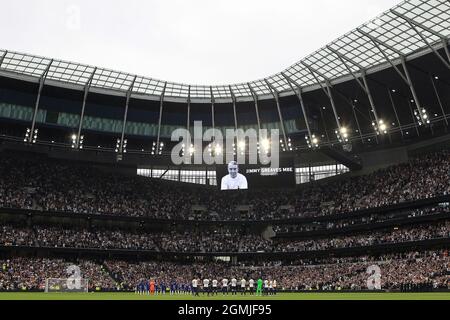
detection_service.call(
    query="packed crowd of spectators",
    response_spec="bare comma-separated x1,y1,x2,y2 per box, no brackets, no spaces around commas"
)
102,249,450,291
1,221,448,253
273,204,450,233
0,149,449,221
273,221,450,252
0,258,116,291
1,250,448,291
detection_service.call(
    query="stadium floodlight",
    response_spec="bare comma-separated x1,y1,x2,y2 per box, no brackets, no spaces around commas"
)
335,127,349,143
279,139,286,152
24,128,31,142
414,108,431,126
32,129,38,144
372,119,388,135
71,134,77,149
306,134,319,149
115,139,120,153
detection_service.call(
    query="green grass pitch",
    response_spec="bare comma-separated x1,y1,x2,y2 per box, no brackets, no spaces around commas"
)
0,292,449,300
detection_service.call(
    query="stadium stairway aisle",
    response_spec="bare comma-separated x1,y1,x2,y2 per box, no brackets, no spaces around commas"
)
101,262,124,290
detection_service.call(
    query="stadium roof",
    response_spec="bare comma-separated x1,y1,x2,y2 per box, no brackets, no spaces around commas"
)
0,0,449,103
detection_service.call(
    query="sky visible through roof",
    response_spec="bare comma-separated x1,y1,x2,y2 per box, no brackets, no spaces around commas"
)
1,0,401,85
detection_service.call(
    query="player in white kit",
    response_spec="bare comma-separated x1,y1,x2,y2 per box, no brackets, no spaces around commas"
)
231,277,237,295
221,278,228,295
248,278,255,295
240,278,247,295
203,278,210,296
212,279,218,295
192,278,199,296
264,279,269,296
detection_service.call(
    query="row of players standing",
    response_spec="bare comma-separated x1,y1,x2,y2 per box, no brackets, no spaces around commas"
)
136,278,278,296
191,278,277,296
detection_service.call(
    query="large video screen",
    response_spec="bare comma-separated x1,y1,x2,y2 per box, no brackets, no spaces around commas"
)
216,158,295,190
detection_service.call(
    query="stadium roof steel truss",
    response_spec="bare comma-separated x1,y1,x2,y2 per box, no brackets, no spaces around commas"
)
0,0,449,104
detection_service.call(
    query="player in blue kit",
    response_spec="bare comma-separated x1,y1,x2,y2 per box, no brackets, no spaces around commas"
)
170,281,177,295
160,282,166,295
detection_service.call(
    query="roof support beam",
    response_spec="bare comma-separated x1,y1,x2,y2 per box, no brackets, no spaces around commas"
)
0,51,7,68
430,75,448,126
361,72,380,126
326,46,366,90
390,10,448,39
318,106,331,144
407,98,420,136
76,67,97,148
387,89,405,139
156,82,167,153
264,79,288,147
210,86,215,132
229,86,238,131
327,46,381,126
300,62,332,98
358,29,426,124
281,72,313,140
332,88,367,144
187,85,191,134
247,83,261,131
401,57,424,122
29,59,53,143
391,10,450,70
357,28,404,56
351,102,364,143
301,62,342,135
443,38,450,64
357,29,409,83
119,75,137,154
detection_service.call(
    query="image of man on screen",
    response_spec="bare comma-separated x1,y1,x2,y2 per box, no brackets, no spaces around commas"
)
221,161,248,190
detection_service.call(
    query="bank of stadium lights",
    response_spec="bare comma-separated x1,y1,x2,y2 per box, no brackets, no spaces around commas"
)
372,119,388,135
306,134,319,149
279,138,293,152
71,134,84,149
24,128,38,143
335,127,349,143
414,108,431,126
150,142,163,155
115,138,128,153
